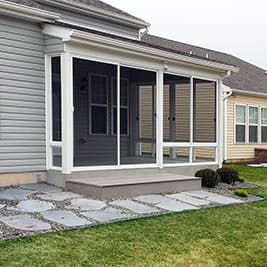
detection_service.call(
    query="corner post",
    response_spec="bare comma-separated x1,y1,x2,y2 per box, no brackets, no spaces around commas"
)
61,52,73,174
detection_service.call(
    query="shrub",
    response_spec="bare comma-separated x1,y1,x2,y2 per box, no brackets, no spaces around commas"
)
234,189,249,198
195,169,219,188
217,168,239,185
238,177,245,183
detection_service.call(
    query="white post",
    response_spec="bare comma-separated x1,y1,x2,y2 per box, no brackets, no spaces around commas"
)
157,69,164,168
217,79,224,167
61,52,73,174
189,76,194,163
117,64,121,166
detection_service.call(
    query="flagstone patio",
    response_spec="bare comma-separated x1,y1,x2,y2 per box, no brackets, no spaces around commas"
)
0,183,254,240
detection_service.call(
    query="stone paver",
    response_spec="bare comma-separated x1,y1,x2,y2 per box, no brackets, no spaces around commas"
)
66,198,107,211
41,210,91,227
166,193,211,207
0,205,5,210
0,188,34,201
8,200,55,213
81,207,129,223
37,192,82,202
20,183,62,193
134,194,171,205
110,200,159,214
155,199,198,212
182,191,219,199
0,214,51,232
207,195,243,205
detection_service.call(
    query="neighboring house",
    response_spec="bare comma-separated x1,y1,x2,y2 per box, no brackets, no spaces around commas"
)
0,0,264,195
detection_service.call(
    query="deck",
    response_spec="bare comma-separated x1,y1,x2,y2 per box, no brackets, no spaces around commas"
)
66,169,201,200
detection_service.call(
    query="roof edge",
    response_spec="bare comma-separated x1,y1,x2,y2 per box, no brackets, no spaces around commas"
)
232,88,267,98
0,0,60,22
37,0,150,29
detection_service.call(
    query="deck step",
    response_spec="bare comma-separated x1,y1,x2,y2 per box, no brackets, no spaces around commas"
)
66,170,201,200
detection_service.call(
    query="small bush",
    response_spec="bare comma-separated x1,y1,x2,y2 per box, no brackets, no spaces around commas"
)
238,177,245,183
195,169,219,188
234,189,249,198
217,168,239,185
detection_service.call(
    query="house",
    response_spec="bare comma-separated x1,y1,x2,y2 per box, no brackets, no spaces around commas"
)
0,0,263,198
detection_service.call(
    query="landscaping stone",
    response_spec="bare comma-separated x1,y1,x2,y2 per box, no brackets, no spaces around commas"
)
155,199,198,212
134,194,171,205
110,200,159,214
206,195,243,205
166,193,210,207
37,192,82,202
0,214,51,232
81,207,128,223
41,210,91,227
20,183,62,193
8,200,55,213
0,188,34,201
182,191,219,199
0,205,6,210
66,198,107,211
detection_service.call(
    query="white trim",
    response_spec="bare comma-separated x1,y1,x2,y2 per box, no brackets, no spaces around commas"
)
232,88,267,98
163,143,217,147
39,0,150,28
261,107,267,144
61,52,73,174
0,0,60,22
117,65,121,166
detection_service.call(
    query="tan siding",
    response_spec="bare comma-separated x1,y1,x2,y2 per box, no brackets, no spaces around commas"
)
227,93,267,161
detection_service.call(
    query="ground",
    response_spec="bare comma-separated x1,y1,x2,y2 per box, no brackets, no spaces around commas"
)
0,164,266,267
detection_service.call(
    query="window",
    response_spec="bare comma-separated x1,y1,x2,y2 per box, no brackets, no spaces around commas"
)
249,106,259,143
89,74,108,134
112,78,129,135
235,105,246,143
261,108,267,143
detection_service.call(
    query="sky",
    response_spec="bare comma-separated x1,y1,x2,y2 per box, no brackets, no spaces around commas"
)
104,0,267,70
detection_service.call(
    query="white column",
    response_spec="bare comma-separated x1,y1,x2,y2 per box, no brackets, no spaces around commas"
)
217,79,224,167
156,69,164,168
61,52,73,174
189,76,194,163
117,64,121,166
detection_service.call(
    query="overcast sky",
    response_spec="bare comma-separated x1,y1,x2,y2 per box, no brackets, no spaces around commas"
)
104,0,267,70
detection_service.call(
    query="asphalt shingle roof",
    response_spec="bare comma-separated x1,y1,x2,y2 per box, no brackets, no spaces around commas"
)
5,0,267,95
142,34,267,94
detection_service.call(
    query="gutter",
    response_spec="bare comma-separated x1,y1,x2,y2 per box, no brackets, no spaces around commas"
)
232,88,267,98
0,0,60,22
37,0,150,29
70,29,239,73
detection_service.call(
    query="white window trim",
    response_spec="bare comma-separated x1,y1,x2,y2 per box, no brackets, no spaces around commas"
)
111,76,130,136
261,107,267,144
248,105,259,144
88,73,109,136
234,103,247,144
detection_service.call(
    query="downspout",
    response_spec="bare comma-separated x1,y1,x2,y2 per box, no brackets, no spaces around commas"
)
222,71,232,163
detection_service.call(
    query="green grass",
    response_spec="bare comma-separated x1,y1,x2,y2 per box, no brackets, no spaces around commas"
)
0,165,267,267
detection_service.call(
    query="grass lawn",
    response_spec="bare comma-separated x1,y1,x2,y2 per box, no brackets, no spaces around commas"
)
0,165,267,267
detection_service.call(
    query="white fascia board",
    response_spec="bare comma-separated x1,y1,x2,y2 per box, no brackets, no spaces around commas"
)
38,0,150,29
42,24,73,41
232,88,267,98
70,29,239,73
0,0,60,22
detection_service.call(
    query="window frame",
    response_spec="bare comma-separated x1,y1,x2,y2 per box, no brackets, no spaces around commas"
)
88,73,109,136
261,107,267,144
248,105,259,144
111,76,129,136
234,104,247,144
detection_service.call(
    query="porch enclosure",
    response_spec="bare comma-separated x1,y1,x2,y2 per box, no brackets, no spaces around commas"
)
48,55,218,172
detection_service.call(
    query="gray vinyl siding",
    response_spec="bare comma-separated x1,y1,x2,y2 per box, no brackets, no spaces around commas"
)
44,36,64,54
0,16,46,173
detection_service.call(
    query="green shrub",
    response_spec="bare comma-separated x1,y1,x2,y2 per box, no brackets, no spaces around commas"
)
217,168,239,185
234,189,249,198
238,177,245,183
195,169,219,188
